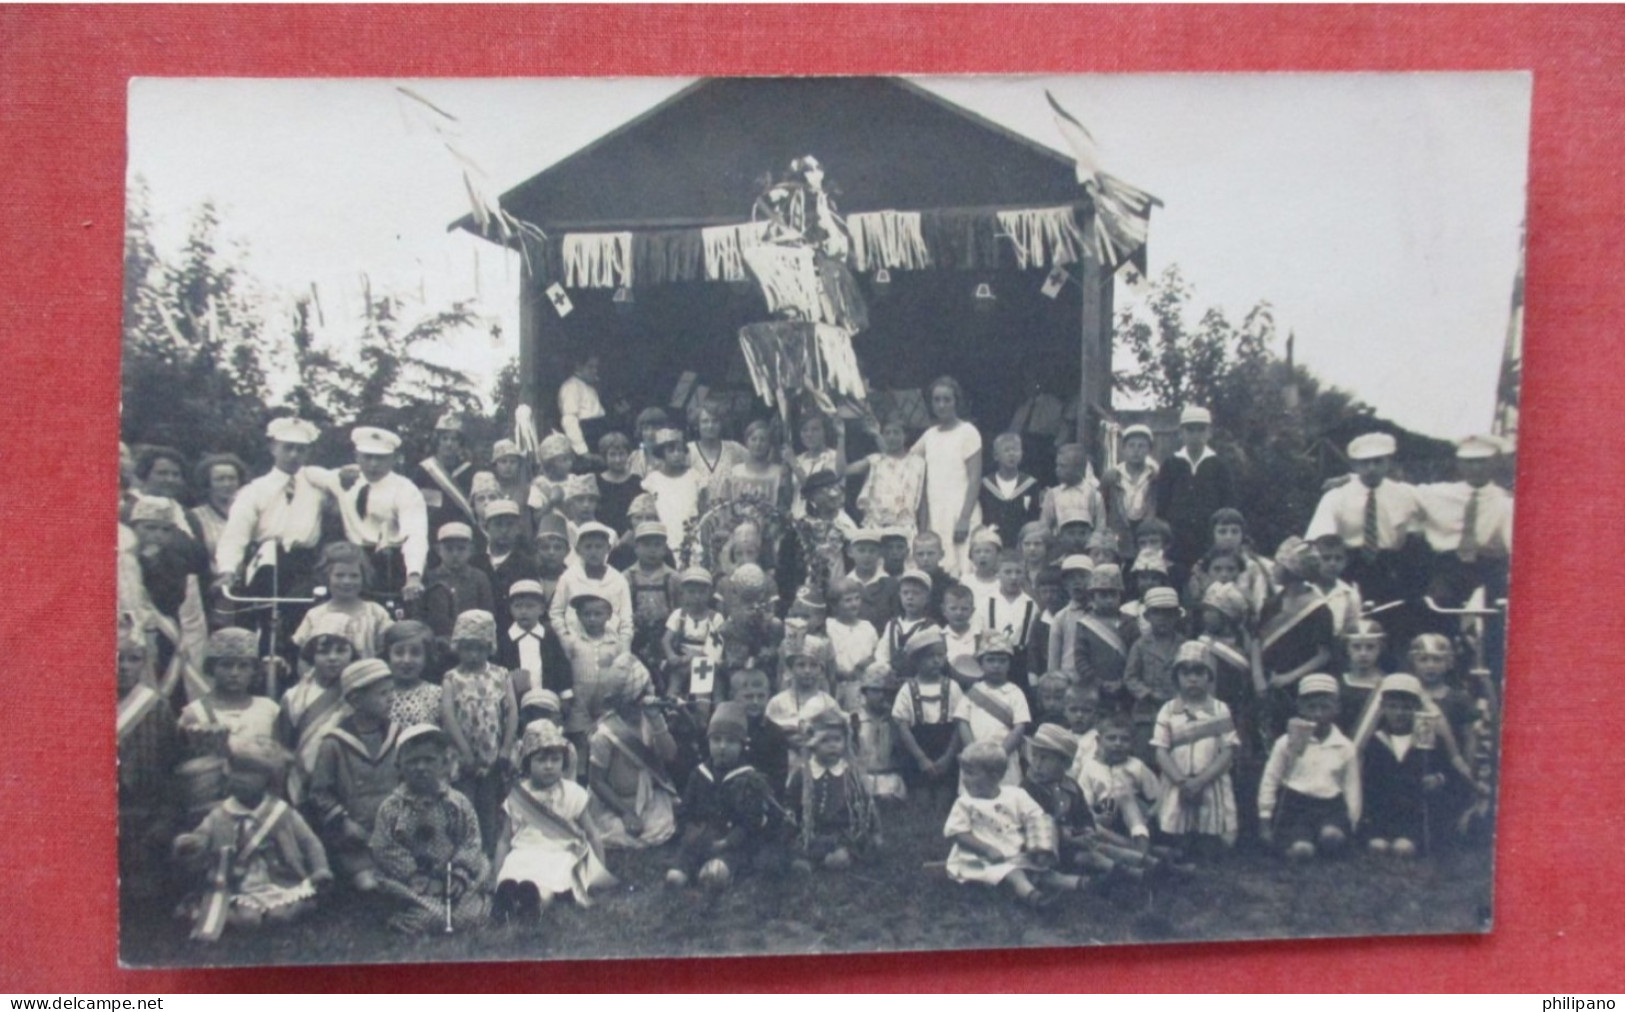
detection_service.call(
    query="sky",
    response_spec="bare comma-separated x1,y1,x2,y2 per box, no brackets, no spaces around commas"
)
127,73,1530,440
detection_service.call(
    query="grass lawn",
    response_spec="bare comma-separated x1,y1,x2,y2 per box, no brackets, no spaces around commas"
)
121,792,1494,969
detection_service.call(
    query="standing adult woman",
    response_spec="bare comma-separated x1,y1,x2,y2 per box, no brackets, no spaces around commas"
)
187,453,248,561
687,400,748,507
912,376,983,578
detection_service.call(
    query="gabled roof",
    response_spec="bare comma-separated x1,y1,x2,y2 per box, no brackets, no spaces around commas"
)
453,77,1088,236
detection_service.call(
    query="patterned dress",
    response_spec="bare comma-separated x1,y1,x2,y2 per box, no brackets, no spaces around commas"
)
369,783,492,933
857,453,926,535
389,681,444,729
443,664,510,771
1150,696,1240,843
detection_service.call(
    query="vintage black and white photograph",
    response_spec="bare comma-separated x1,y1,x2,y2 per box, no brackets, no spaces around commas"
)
117,73,1528,966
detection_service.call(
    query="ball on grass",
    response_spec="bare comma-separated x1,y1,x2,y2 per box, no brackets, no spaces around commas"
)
698,858,732,891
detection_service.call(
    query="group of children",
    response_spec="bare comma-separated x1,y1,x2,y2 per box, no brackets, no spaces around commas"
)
117,405,1506,938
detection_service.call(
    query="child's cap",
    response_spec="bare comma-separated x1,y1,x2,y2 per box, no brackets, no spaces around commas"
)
1201,581,1248,624
483,499,522,521
678,566,714,588
848,528,882,547
1344,617,1386,642
1060,554,1095,575
958,739,1009,774
562,473,600,501
516,719,575,774
729,563,767,593
901,626,945,656
534,511,570,544
1179,406,1213,427
437,522,475,544
975,630,1016,658
129,495,179,526
1456,434,1501,460
471,471,501,498
206,627,258,662
707,701,750,741
508,579,547,602
1273,536,1314,577
879,527,910,543
627,492,659,518
801,470,842,495
1087,564,1124,592
1131,548,1169,574
1172,640,1214,673
569,590,611,610
1378,673,1425,700
351,426,402,456
859,664,893,692
793,586,827,613
1408,633,1453,658
339,658,393,698
519,688,562,714
266,416,320,445
397,723,450,759
1347,432,1397,460
1085,529,1120,553
1029,723,1081,762
1142,587,1182,613
1055,502,1096,529
807,706,850,744
490,438,523,461
538,433,573,461
574,521,617,543
304,611,356,644
228,735,291,776
435,412,464,434
896,568,932,590
633,520,668,542
969,527,1003,549
1120,423,1154,443
778,632,814,662
450,610,498,648
1298,673,1340,697
601,654,655,708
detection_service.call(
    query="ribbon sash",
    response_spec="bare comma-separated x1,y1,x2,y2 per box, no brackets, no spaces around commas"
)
1078,613,1125,656
600,717,677,796
116,684,160,744
420,457,477,524
1259,593,1328,652
964,684,1016,730
1168,712,1236,748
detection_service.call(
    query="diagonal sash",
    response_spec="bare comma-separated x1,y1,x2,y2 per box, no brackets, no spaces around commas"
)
1078,613,1125,655
1168,711,1236,748
1259,593,1327,652
600,717,677,796
504,783,618,902
1202,636,1250,672
964,684,1016,729
237,798,291,865
116,684,160,744
420,457,477,523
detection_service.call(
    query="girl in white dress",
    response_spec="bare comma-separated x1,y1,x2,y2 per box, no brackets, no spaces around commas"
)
942,740,1057,906
493,720,613,921
911,376,983,577
1151,641,1241,855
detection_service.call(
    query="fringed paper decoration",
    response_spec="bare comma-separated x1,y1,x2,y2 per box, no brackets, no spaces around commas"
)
1045,91,1159,271
702,221,771,282
741,245,823,320
816,258,870,332
631,229,704,286
561,232,634,289
845,211,932,273
996,206,1088,270
738,320,868,422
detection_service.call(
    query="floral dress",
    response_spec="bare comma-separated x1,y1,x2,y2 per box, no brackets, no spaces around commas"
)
369,784,492,933
390,681,443,729
858,452,926,536
444,664,510,771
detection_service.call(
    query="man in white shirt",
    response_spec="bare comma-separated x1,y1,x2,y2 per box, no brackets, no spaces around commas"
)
1305,432,1425,610
214,416,341,599
338,427,429,602
1412,435,1513,607
558,352,608,458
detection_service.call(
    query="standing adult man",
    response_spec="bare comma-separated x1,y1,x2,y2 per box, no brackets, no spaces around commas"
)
558,351,608,459
339,426,429,603
214,417,340,601
412,412,477,532
1153,406,1236,567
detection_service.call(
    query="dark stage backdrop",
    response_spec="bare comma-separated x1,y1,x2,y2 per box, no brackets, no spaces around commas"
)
2,4,1619,993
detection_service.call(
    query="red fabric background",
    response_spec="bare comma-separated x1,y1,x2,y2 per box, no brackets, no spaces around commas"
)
2,4,1620,992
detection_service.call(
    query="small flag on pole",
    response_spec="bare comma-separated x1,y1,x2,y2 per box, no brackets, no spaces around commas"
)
546,283,573,318
1042,265,1070,299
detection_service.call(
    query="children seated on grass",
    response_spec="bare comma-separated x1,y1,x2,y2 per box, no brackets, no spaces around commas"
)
587,657,679,849
954,632,1032,787
852,665,906,802
667,702,792,890
891,627,963,808
369,724,492,934
179,628,279,756
788,708,881,873
978,433,1042,550
277,612,355,804
308,659,400,892
493,720,613,923
439,609,518,856
1151,642,1240,858
174,736,331,941
293,542,391,661
1257,674,1359,861
1020,724,1094,892
1357,674,1465,858
874,568,936,670
1073,713,1161,850
852,415,924,537
943,740,1061,907
422,522,494,642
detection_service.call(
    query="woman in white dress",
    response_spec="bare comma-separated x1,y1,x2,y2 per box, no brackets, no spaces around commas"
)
911,376,984,577
687,401,748,507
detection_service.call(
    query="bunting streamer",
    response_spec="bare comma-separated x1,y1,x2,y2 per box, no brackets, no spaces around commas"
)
996,206,1088,270
845,210,932,273
740,244,823,320
561,232,633,288
701,221,772,282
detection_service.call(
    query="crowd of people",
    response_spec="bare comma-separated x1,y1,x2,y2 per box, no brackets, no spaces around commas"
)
116,368,1513,942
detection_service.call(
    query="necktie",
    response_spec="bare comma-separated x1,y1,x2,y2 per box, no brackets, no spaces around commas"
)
1458,488,1481,563
355,483,371,521
284,472,297,504
1362,486,1380,555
